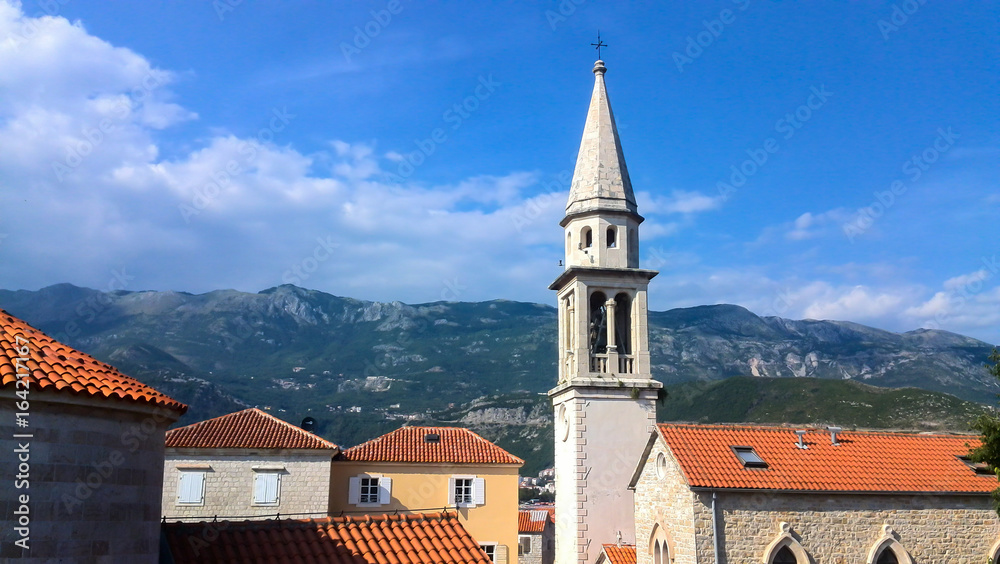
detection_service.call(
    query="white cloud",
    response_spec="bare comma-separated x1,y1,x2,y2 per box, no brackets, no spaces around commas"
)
783,208,852,241
639,190,723,215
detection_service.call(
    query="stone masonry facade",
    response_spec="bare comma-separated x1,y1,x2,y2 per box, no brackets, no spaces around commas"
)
162,450,331,520
519,528,554,564
0,394,176,563
634,436,1000,564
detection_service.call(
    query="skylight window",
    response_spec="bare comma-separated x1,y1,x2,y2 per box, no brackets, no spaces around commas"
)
958,456,994,476
732,446,768,469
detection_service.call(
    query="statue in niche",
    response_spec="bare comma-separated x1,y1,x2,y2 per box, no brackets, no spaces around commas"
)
589,299,607,355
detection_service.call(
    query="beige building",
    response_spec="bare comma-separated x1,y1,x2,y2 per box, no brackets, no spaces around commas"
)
0,308,186,563
162,407,338,521
629,424,1000,563
330,426,523,563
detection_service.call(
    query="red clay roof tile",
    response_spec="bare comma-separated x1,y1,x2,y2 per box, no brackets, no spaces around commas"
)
162,512,493,564
0,309,185,412
165,408,337,450
517,510,550,533
342,426,523,465
601,544,636,564
658,423,992,493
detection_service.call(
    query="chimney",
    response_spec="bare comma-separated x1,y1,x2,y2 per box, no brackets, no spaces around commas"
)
300,416,316,433
828,426,842,446
794,430,808,449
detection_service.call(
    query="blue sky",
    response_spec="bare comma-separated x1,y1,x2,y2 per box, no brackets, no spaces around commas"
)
1,1,998,343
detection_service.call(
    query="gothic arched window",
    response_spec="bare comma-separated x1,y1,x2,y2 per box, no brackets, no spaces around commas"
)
875,549,899,564
772,546,797,564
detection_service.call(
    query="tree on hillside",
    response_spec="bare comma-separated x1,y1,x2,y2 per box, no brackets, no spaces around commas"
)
971,347,1000,514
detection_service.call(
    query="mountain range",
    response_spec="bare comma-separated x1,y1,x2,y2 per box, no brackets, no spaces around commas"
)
1,283,995,473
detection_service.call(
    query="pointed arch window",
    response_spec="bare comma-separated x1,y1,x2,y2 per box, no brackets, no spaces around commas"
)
866,526,912,564
763,522,808,564
772,546,797,564
649,523,672,564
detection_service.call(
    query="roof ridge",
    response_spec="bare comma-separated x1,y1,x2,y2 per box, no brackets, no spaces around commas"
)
658,422,979,438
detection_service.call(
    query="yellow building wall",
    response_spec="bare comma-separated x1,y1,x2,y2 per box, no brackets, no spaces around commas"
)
330,461,520,563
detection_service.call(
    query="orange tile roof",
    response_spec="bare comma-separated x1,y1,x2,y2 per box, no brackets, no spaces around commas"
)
518,510,550,533
601,544,637,564
162,512,492,564
657,424,993,493
341,426,523,465
166,408,337,450
0,309,185,412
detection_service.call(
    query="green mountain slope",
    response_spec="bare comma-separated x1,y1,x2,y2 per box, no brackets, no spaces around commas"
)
1,283,995,471
659,376,989,431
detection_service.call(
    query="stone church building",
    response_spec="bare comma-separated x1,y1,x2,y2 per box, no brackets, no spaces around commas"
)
548,59,1000,564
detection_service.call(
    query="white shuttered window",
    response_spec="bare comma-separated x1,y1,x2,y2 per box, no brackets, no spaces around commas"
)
177,471,205,505
253,471,280,505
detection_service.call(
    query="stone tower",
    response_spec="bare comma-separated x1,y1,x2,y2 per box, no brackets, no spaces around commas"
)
549,59,662,564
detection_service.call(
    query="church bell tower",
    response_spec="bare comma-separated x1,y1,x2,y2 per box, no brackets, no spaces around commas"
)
549,59,662,564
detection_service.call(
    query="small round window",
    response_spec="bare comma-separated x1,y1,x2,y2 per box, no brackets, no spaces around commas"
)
655,452,668,479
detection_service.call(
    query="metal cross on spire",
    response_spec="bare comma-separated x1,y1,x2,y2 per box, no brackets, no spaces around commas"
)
591,31,606,60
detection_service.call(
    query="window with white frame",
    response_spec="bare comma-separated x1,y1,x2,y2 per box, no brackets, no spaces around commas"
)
449,476,485,508
348,474,392,506
176,470,206,505
252,470,281,505
480,543,496,562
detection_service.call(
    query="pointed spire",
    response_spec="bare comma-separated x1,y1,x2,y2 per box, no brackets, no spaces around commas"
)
564,60,638,220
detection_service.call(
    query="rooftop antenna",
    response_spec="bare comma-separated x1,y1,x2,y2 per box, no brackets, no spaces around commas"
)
591,31,607,60
794,430,808,450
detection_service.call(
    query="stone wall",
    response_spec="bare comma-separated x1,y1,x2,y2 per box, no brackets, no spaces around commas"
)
633,436,700,564
162,450,332,521
705,490,1000,564
519,527,555,564
0,392,179,563
633,434,1000,564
